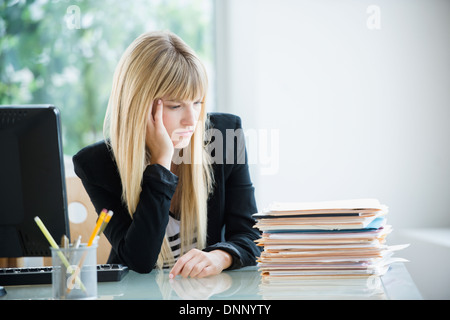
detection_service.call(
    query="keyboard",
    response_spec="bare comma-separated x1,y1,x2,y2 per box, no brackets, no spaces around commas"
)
0,264,129,286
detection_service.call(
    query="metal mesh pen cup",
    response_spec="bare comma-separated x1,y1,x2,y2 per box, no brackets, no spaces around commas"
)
51,244,97,300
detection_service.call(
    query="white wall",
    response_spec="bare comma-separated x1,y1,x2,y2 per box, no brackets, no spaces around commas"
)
215,0,450,228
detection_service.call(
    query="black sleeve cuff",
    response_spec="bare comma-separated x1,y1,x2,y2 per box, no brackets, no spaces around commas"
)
202,242,243,270
143,164,179,198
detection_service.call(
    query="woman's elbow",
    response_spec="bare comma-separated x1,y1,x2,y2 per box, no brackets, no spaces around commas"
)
119,253,157,274
131,264,155,274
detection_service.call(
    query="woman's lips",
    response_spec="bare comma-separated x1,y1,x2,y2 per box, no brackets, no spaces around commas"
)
173,130,194,138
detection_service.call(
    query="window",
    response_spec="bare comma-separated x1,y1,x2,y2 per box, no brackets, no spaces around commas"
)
0,0,215,155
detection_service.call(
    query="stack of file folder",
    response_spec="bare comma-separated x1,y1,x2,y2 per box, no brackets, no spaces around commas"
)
253,199,408,282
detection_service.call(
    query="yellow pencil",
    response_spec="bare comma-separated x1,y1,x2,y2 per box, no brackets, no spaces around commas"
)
97,210,114,236
87,209,107,247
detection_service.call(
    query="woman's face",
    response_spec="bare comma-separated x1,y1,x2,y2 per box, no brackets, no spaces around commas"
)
159,97,203,149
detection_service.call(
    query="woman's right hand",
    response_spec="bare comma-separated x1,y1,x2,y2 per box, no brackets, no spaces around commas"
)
146,99,174,170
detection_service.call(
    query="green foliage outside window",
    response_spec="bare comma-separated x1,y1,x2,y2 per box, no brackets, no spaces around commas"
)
0,0,214,155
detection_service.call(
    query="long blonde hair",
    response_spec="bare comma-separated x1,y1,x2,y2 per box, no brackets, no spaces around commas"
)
104,30,214,268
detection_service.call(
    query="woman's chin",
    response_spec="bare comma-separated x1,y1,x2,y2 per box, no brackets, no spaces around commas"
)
173,138,190,150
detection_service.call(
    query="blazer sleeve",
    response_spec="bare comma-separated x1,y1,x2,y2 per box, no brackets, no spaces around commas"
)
73,145,178,273
203,114,262,269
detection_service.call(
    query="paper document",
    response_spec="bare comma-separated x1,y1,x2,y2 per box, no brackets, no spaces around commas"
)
253,199,408,282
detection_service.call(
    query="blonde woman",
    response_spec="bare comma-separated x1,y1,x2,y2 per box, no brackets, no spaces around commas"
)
73,31,261,278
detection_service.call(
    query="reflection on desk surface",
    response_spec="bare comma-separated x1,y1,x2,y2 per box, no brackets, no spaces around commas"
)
111,268,386,300
1,263,421,300
98,266,262,300
97,263,416,300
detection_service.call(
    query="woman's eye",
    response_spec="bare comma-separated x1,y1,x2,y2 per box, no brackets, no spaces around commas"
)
166,102,201,110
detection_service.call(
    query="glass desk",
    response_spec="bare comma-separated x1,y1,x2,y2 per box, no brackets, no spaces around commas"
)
1,263,421,300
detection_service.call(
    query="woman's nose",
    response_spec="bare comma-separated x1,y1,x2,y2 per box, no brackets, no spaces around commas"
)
181,104,197,126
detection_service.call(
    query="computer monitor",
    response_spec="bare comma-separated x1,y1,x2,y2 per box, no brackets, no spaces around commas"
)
0,105,70,259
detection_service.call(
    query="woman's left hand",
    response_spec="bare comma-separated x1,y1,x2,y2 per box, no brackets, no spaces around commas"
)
169,249,232,279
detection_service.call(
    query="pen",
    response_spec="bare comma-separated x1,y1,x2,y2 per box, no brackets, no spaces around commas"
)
73,235,82,249
61,235,69,249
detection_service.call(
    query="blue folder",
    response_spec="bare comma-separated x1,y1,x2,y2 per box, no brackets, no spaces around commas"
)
265,217,386,234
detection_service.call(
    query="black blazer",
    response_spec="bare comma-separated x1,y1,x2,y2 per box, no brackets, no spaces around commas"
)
73,113,261,273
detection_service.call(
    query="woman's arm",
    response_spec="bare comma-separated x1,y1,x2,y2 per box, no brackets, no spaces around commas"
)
73,149,178,273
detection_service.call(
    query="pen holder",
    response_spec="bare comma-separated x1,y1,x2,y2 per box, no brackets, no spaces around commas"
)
51,244,97,300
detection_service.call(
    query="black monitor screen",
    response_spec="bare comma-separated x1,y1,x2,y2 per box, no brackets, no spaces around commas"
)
0,105,70,257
